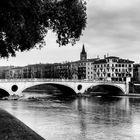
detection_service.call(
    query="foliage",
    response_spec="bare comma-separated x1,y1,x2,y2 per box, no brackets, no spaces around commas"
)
0,0,87,57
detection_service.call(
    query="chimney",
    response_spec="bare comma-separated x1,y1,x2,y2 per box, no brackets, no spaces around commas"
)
107,53,109,57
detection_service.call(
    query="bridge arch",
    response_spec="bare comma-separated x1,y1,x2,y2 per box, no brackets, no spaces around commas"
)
84,84,125,96
0,87,10,98
22,83,77,96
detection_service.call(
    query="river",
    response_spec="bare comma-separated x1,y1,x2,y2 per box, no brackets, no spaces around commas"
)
0,92,140,140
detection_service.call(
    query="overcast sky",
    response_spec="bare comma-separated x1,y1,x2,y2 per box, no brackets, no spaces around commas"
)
1,0,140,66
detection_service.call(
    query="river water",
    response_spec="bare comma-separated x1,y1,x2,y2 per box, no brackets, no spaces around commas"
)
0,92,140,140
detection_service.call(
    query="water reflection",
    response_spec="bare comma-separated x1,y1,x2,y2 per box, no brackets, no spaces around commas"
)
73,97,133,140
1,94,140,139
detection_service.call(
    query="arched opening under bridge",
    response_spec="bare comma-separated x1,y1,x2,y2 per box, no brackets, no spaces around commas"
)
85,84,124,96
23,83,77,98
0,88,9,99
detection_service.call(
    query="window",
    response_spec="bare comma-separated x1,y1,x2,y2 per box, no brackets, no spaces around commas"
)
107,73,111,77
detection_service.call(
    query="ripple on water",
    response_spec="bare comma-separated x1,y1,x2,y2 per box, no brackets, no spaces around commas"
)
0,96,140,140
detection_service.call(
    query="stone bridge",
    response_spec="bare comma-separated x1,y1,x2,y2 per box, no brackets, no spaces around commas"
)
0,79,130,97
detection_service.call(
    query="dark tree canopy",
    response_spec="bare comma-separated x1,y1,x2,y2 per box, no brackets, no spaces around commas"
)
0,0,87,57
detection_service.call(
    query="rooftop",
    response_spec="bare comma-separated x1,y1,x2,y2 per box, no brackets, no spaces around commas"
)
93,56,134,64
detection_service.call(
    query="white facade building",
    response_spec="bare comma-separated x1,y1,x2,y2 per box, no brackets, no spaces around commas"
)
86,59,98,80
93,56,134,82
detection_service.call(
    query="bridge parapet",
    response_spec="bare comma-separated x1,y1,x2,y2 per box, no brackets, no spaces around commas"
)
0,79,125,84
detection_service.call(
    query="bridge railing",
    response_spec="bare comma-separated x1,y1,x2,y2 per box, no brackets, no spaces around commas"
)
0,78,126,84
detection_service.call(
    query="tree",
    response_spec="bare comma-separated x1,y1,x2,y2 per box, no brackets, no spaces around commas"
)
0,0,87,57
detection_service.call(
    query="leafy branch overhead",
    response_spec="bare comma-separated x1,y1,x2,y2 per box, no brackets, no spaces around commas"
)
0,0,87,57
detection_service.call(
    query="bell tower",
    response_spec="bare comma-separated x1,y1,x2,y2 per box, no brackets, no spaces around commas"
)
80,44,87,60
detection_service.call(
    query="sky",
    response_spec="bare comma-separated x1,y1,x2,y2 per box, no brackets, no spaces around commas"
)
1,0,140,66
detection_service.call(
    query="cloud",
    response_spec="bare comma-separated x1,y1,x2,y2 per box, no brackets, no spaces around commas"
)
1,0,140,65
87,0,140,11
82,0,140,62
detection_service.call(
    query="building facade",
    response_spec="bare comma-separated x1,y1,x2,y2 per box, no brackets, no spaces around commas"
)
70,46,98,80
86,59,99,80
93,56,134,82
0,66,14,79
2,45,135,82
133,64,140,82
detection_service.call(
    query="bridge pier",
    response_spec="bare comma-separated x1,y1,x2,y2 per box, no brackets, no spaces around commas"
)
124,83,130,95
125,77,131,94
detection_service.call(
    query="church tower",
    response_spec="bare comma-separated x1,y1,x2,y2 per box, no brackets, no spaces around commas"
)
80,44,87,60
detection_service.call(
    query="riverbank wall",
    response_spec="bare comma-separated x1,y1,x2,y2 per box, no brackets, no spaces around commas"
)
0,108,45,140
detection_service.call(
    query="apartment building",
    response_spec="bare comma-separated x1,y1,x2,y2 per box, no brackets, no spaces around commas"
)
133,64,140,82
3,45,135,82
93,56,134,82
